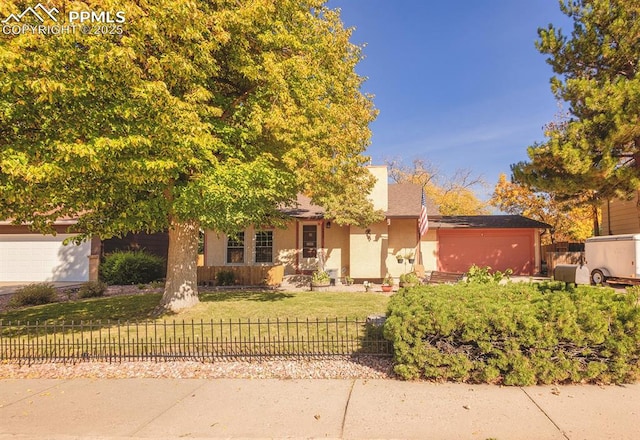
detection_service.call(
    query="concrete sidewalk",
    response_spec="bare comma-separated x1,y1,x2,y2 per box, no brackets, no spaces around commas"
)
0,379,638,439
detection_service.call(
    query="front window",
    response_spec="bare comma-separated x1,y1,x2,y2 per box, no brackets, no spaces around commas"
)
255,231,273,263
226,232,244,264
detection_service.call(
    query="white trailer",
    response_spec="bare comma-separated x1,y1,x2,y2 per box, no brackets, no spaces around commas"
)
584,234,640,285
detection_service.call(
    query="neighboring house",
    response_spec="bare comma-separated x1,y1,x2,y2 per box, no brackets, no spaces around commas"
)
0,220,168,283
204,166,549,280
602,193,640,235
0,219,98,283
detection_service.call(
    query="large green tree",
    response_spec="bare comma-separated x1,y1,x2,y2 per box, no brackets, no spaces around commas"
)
0,0,377,311
512,0,640,214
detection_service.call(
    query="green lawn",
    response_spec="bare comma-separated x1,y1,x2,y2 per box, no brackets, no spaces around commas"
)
0,290,390,324
0,291,391,357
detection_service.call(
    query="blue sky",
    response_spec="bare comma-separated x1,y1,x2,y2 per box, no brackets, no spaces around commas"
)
328,1,572,198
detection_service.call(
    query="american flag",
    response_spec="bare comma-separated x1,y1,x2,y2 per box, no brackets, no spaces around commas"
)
418,189,429,236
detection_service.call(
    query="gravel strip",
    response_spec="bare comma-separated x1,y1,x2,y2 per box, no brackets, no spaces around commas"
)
0,357,396,380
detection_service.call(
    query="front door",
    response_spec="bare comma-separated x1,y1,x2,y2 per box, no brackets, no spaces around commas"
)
300,223,320,272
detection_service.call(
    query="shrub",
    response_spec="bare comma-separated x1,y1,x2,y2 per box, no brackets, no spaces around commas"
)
384,282,640,385
311,270,330,284
216,270,236,286
9,283,58,307
100,250,165,285
78,281,107,299
465,264,512,284
399,272,421,285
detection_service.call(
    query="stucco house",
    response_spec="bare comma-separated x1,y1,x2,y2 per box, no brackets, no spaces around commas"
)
0,165,548,284
203,166,549,281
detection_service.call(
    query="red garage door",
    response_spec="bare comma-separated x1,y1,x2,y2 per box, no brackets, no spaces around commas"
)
438,229,535,275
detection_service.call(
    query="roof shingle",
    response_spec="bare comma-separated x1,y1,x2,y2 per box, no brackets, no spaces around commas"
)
386,183,439,217
430,215,550,229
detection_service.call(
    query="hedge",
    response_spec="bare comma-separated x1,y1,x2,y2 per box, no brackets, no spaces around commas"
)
100,250,166,285
385,282,640,385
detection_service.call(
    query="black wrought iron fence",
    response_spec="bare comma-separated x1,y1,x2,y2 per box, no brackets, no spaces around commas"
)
0,317,392,365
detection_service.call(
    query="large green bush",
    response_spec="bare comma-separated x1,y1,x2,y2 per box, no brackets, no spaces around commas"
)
9,283,58,307
100,250,165,285
385,282,640,385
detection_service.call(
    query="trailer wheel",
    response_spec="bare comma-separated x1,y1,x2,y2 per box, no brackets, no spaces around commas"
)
591,269,606,285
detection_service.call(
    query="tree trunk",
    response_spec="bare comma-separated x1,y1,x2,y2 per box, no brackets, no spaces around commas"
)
160,217,200,312
592,204,600,237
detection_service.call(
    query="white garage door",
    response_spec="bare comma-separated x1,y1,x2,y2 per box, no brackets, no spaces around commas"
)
0,234,90,282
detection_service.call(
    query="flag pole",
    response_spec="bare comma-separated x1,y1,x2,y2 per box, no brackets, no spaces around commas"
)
417,186,429,268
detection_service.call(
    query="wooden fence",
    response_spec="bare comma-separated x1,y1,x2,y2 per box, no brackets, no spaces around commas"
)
546,252,585,276
197,265,285,286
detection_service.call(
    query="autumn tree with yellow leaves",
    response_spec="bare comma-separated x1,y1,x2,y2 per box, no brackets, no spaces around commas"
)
387,159,489,215
491,174,593,244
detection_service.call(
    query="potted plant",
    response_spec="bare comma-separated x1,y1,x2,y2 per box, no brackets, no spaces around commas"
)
395,253,404,264
310,270,331,291
381,273,394,292
405,251,415,264
399,271,421,288
343,276,354,286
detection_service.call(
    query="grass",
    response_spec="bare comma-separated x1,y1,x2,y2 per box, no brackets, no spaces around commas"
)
0,293,162,324
0,290,391,356
191,291,389,320
0,290,389,324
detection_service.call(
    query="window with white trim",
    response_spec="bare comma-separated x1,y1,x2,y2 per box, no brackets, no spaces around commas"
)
255,231,273,263
226,232,244,264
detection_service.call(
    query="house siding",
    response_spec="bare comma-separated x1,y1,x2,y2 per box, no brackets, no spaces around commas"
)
349,222,388,280
276,224,298,273
387,219,419,278
102,232,169,259
367,166,389,211
603,195,640,235
324,222,349,277
419,229,439,272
